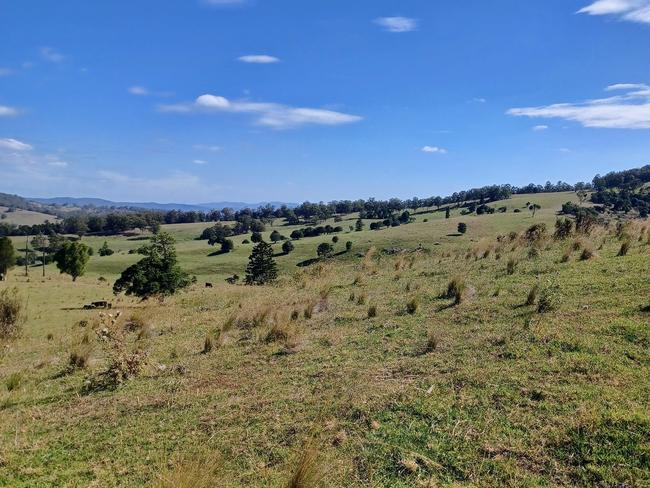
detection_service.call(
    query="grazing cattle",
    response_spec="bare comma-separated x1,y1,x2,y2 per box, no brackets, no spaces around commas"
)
205,283,213,288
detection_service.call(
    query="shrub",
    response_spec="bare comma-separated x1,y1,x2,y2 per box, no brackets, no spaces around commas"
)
506,258,518,275
345,241,353,252
457,223,467,234
367,305,377,318
332,236,339,244
317,242,334,258
406,298,419,314
0,287,23,339
524,223,547,243
98,241,114,256
618,240,631,257
220,239,234,253
282,240,295,254
537,286,561,313
445,277,466,305
554,218,573,240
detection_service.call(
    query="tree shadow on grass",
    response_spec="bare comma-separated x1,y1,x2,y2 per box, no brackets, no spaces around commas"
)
297,257,321,267
641,304,650,313
446,233,463,237
208,250,228,257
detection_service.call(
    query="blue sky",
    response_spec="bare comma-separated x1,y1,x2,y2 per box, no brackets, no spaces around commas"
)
1,0,650,203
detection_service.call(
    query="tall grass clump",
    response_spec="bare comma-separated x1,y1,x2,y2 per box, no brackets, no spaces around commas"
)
580,244,596,261
152,452,224,488
445,277,466,305
6,372,21,392
0,287,24,339
526,284,540,306
537,286,561,314
618,240,631,257
506,258,518,275
286,447,322,488
406,298,418,315
367,305,377,318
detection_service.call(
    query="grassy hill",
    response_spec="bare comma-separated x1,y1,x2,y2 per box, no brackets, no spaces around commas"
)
0,206,60,226
1,191,649,487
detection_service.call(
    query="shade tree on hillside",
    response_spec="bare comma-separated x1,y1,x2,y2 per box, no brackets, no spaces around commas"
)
113,232,195,299
245,241,278,285
529,204,541,217
220,239,234,253
317,242,334,258
251,231,263,243
0,237,16,281
458,223,467,234
282,240,294,254
99,241,114,256
54,241,91,281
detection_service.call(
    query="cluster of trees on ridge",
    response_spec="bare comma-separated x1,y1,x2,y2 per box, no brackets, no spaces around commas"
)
5,167,650,239
1,179,593,238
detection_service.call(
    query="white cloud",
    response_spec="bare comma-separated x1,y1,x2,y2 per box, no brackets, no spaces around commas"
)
40,47,65,63
129,86,149,96
533,125,549,131
508,84,650,129
193,144,221,151
421,146,447,154
238,55,280,64
374,17,418,33
579,0,650,24
0,106,19,117
160,94,362,129
470,97,487,103
0,138,33,151
0,68,14,77
192,159,208,165
48,161,69,168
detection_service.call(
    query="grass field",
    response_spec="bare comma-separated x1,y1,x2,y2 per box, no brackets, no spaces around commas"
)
0,206,60,227
1,191,649,487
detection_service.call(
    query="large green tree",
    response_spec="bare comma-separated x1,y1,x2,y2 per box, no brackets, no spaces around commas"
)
113,232,195,300
0,237,16,281
54,241,91,281
245,241,278,285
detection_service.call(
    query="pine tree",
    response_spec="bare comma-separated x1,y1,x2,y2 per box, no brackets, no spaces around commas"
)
445,207,451,219
245,241,278,285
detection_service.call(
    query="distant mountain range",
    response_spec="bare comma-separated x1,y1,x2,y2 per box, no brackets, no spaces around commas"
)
30,197,298,212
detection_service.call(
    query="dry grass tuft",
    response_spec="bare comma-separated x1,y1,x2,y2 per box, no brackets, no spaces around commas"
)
618,240,631,257
0,287,24,339
526,284,540,306
286,447,322,488
367,305,377,318
406,297,419,315
152,452,224,488
445,277,466,305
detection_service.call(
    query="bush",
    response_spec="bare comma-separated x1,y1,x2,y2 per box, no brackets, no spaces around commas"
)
457,223,467,234
345,241,352,252
424,330,438,353
282,241,295,254
98,241,114,256
537,286,561,313
317,242,333,258
554,218,573,240
0,287,23,339
220,239,234,253
332,236,339,244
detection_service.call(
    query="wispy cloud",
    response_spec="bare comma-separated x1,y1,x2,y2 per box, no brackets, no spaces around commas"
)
0,106,19,117
238,55,280,64
97,169,221,201
578,0,650,24
201,0,247,6
159,94,362,129
192,159,208,165
0,68,14,77
40,47,65,63
533,125,549,131
193,144,221,152
128,85,172,97
421,146,447,154
508,84,650,129
374,17,418,33
0,138,33,151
